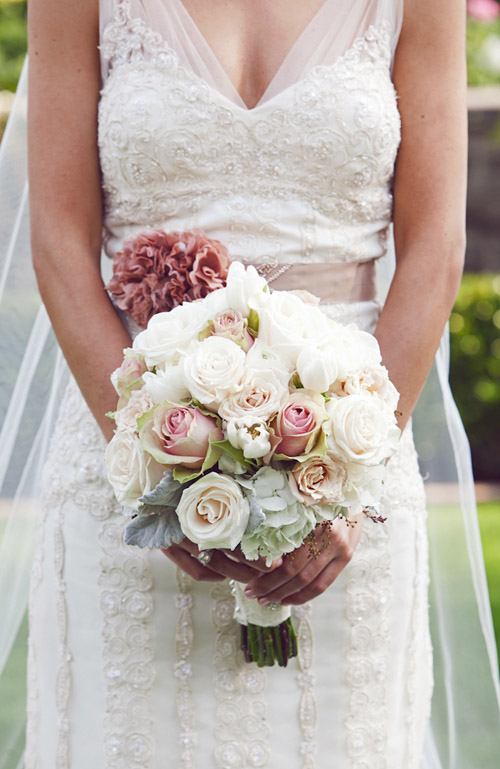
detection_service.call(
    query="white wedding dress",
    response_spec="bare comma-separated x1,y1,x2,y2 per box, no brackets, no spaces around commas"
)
25,1,435,767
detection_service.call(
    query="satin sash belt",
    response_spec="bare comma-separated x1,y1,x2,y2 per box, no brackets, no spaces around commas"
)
241,259,377,303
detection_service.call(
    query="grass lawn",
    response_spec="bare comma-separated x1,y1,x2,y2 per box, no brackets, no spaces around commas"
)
478,501,500,653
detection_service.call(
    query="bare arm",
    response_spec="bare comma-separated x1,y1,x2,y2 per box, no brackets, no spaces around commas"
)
28,0,130,442
376,0,467,429
244,0,468,605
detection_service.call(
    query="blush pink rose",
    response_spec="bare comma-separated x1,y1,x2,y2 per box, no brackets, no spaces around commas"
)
140,404,223,469
106,229,230,327
210,309,254,351
111,350,148,402
271,391,327,458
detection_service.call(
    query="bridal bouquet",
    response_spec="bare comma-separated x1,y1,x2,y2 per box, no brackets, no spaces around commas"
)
105,256,401,667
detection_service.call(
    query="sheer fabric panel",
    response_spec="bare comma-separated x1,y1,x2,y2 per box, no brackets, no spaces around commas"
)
99,0,404,105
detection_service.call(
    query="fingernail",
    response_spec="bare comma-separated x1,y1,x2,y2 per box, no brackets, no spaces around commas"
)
244,588,256,598
258,597,270,605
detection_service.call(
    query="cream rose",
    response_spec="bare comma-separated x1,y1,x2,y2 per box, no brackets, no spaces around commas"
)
210,309,254,352
105,431,164,511
326,324,382,383
326,395,400,465
335,365,400,412
132,300,211,368
176,472,250,550
218,368,287,422
244,340,293,389
115,389,155,432
183,336,246,410
289,455,346,506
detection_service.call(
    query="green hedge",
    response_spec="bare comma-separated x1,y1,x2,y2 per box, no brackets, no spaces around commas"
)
449,273,500,480
0,0,26,92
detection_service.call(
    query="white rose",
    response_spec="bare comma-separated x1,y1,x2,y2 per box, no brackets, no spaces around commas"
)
326,395,400,465
105,431,164,511
183,336,246,410
115,389,155,432
296,346,339,392
218,368,287,422
142,366,191,405
336,365,400,412
225,261,268,317
132,301,211,368
244,339,293,389
342,462,386,515
326,324,382,383
177,472,250,550
226,416,272,459
254,290,333,365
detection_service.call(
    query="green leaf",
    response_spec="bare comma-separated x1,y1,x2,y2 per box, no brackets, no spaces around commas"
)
124,508,184,548
211,439,255,470
247,309,260,334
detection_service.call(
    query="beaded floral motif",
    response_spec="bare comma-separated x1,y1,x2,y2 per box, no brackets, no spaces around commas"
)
211,581,271,768
174,568,196,769
293,604,318,768
98,2,401,266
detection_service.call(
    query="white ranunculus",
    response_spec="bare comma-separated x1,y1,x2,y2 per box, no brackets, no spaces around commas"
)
326,323,382,383
326,395,400,465
176,472,250,550
183,336,246,410
226,416,272,459
244,339,293,389
296,346,339,392
225,261,268,317
218,367,288,422
142,365,191,405
254,290,333,365
132,301,211,368
115,389,155,432
105,430,164,511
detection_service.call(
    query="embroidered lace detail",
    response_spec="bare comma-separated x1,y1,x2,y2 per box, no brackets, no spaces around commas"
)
98,4,401,266
211,581,271,768
174,568,196,769
344,487,392,766
293,604,317,768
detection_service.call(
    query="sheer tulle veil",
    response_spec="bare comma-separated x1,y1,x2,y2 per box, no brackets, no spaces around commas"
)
1,0,500,766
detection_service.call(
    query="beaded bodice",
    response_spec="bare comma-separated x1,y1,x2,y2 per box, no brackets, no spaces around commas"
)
98,1,401,265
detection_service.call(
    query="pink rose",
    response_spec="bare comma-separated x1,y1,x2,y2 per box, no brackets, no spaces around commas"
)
271,391,327,458
140,404,223,469
210,310,254,351
106,230,230,327
111,350,148,402
467,0,500,21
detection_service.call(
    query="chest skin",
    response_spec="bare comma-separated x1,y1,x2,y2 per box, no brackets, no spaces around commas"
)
179,0,328,108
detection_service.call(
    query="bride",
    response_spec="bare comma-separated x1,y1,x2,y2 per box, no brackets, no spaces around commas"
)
0,0,497,766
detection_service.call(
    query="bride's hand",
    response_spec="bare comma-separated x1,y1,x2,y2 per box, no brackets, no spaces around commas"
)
161,539,282,583
241,516,363,606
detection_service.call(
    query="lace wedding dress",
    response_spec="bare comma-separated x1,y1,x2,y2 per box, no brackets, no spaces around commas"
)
24,1,435,767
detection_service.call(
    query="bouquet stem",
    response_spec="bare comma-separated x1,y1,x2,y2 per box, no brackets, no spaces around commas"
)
240,618,298,667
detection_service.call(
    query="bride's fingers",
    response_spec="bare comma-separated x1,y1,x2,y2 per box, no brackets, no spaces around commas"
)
220,546,282,572
281,558,348,605
161,545,225,582
167,539,268,582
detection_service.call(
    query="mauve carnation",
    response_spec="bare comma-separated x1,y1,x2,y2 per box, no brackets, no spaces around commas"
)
106,229,230,328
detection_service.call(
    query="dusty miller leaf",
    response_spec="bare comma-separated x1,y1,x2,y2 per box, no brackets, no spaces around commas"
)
139,471,183,508
124,508,184,548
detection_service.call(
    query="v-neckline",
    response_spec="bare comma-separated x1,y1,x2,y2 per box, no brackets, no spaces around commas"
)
172,0,334,111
